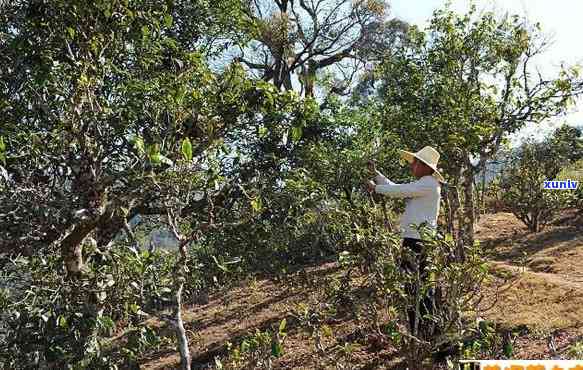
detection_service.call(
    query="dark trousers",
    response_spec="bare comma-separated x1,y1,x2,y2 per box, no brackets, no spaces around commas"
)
401,237,435,337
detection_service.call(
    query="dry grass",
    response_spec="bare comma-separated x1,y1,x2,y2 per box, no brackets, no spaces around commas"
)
476,210,583,359
482,265,583,331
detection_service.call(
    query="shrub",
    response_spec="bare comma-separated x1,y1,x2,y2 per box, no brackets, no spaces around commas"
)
567,341,583,359
215,319,287,370
500,140,568,232
337,224,488,369
0,246,196,368
556,159,583,211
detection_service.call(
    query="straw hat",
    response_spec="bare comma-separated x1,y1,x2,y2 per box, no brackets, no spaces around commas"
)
399,146,445,183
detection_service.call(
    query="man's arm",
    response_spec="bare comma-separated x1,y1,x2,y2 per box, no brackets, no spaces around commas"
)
374,170,394,185
375,178,432,198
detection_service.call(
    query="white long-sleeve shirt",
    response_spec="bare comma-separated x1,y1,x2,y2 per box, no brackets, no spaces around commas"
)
374,171,441,240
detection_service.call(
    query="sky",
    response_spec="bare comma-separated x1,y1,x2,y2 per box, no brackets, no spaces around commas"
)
389,0,583,145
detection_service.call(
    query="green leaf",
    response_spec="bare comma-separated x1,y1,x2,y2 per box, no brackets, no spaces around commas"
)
134,137,146,155
129,303,140,314
141,25,150,38
0,136,5,163
250,197,262,212
279,318,287,333
181,138,193,161
175,85,186,105
321,324,333,338
271,341,283,357
241,340,249,352
258,126,268,138
99,316,115,329
58,315,67,328
503,340,514,357
291,126,302,143
147,144,160,163
163,14,173,28
66,27,75,39
149,153,160,164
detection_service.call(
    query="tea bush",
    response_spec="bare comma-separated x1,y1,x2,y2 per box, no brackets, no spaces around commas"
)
0,244,218,368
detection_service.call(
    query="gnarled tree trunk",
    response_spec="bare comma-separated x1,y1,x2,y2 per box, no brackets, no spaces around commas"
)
458,159,476,259
60,221,97,276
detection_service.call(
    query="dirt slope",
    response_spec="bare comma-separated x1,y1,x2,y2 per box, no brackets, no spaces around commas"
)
140,210,583,368
142,262,401,369
476,210,583,359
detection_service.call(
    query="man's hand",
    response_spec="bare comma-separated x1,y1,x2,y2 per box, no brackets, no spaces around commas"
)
366,180,376,193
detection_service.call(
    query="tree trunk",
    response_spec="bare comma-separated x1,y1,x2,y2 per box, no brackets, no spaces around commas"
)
443,191,451,234
533,212,539,233
60,221,97,276
460,162,476,251
444,166,462,243
167,222,196,370
448,180,462,253
480,166,487,218
302,61,317,98
443,184,458,238
95,213,124,249
405,341,432,370
472,176,483,223
174,281,191,370
60,203,128,275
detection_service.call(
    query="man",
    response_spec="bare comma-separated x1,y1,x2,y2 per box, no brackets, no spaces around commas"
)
366,146,444,337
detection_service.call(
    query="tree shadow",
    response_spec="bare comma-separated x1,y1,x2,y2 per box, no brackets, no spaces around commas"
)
487,225,582,262
185,262,340,332
252,255,341,280
186,288,305,333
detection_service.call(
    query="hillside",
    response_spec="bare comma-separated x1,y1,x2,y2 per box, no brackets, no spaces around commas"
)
476,210,583,359
135,210,583,369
